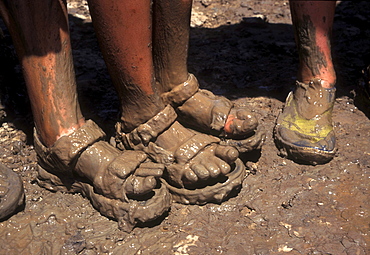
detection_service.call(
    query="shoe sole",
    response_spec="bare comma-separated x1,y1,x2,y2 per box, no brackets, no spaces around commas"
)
274,130,336,165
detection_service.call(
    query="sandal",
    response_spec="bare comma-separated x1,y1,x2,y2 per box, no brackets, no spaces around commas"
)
34,120,171,232
160,159,246,205
274,79,337,165
161,73,265,153
115,105,246,204
0,163,24,220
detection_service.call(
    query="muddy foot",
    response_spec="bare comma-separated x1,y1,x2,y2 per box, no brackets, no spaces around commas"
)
116,105,246,204
274,79,337,165
162,74,264,152
35,120,171,232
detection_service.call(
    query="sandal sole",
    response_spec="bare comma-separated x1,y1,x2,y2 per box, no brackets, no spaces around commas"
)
161,158,246,205
37,165,172,232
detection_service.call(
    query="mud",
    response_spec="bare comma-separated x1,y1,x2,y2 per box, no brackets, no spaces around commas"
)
0,0,369,254
120,104,239,191
35,119,172,232
274,79,336,165
293,79,335,119
0,162,24,220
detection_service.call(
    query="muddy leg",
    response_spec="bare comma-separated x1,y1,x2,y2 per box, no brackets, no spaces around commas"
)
152,0,259,140
0,0,79,220
290,0,336,88
87,0,164,133
0,0,85,147
152,0,191,92
88,0,241,192
0,1,170,229
274,1,337,165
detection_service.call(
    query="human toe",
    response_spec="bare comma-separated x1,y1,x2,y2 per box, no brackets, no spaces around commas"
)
214,145,239,164
192,156,230,180
123,176,157,195
204,161,222,178
190,164,209,180
183,170,199,183
224,108,258,137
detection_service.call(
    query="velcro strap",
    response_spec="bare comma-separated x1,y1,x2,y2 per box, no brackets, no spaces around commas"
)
121,105,177,150
162,73,199,105
144,142,175,165
51,120,106,168
34,120,106,172
174,133,220,164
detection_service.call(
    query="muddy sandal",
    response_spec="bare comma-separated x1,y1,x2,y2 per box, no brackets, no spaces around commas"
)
34,120,171,232
161,73,265,153
274,79,337,165
115,105,246,205
0,163,24,220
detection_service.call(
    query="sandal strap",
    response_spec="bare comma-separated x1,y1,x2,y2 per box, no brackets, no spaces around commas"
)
117,105,178,164
117,105,219,165
177,89,233,134
161,73,233,133
174,133,219,164
34,120,106,173
161,73,199,106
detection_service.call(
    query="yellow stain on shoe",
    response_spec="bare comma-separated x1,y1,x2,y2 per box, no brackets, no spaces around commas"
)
280,92,333,143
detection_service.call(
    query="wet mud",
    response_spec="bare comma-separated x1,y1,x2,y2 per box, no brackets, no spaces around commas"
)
274,79,336,165
0,0,369,254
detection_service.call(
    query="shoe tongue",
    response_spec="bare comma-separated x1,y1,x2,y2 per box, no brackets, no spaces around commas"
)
293,79,335,119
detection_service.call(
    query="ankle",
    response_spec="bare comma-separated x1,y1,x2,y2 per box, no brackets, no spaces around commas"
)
299,77,336,89
38,118,86,147
55,119,86,141
298,66,336,89
319,79,336,89
169,72,190,89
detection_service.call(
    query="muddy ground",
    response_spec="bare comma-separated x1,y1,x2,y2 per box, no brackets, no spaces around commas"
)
0,0,369,254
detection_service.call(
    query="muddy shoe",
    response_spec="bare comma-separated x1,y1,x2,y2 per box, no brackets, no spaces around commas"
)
34,120,171,232
161,73,265,153
274,79,337,165
115,105,246,205
0,163,24,220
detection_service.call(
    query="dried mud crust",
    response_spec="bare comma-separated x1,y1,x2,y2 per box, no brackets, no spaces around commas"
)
0,0,369,254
